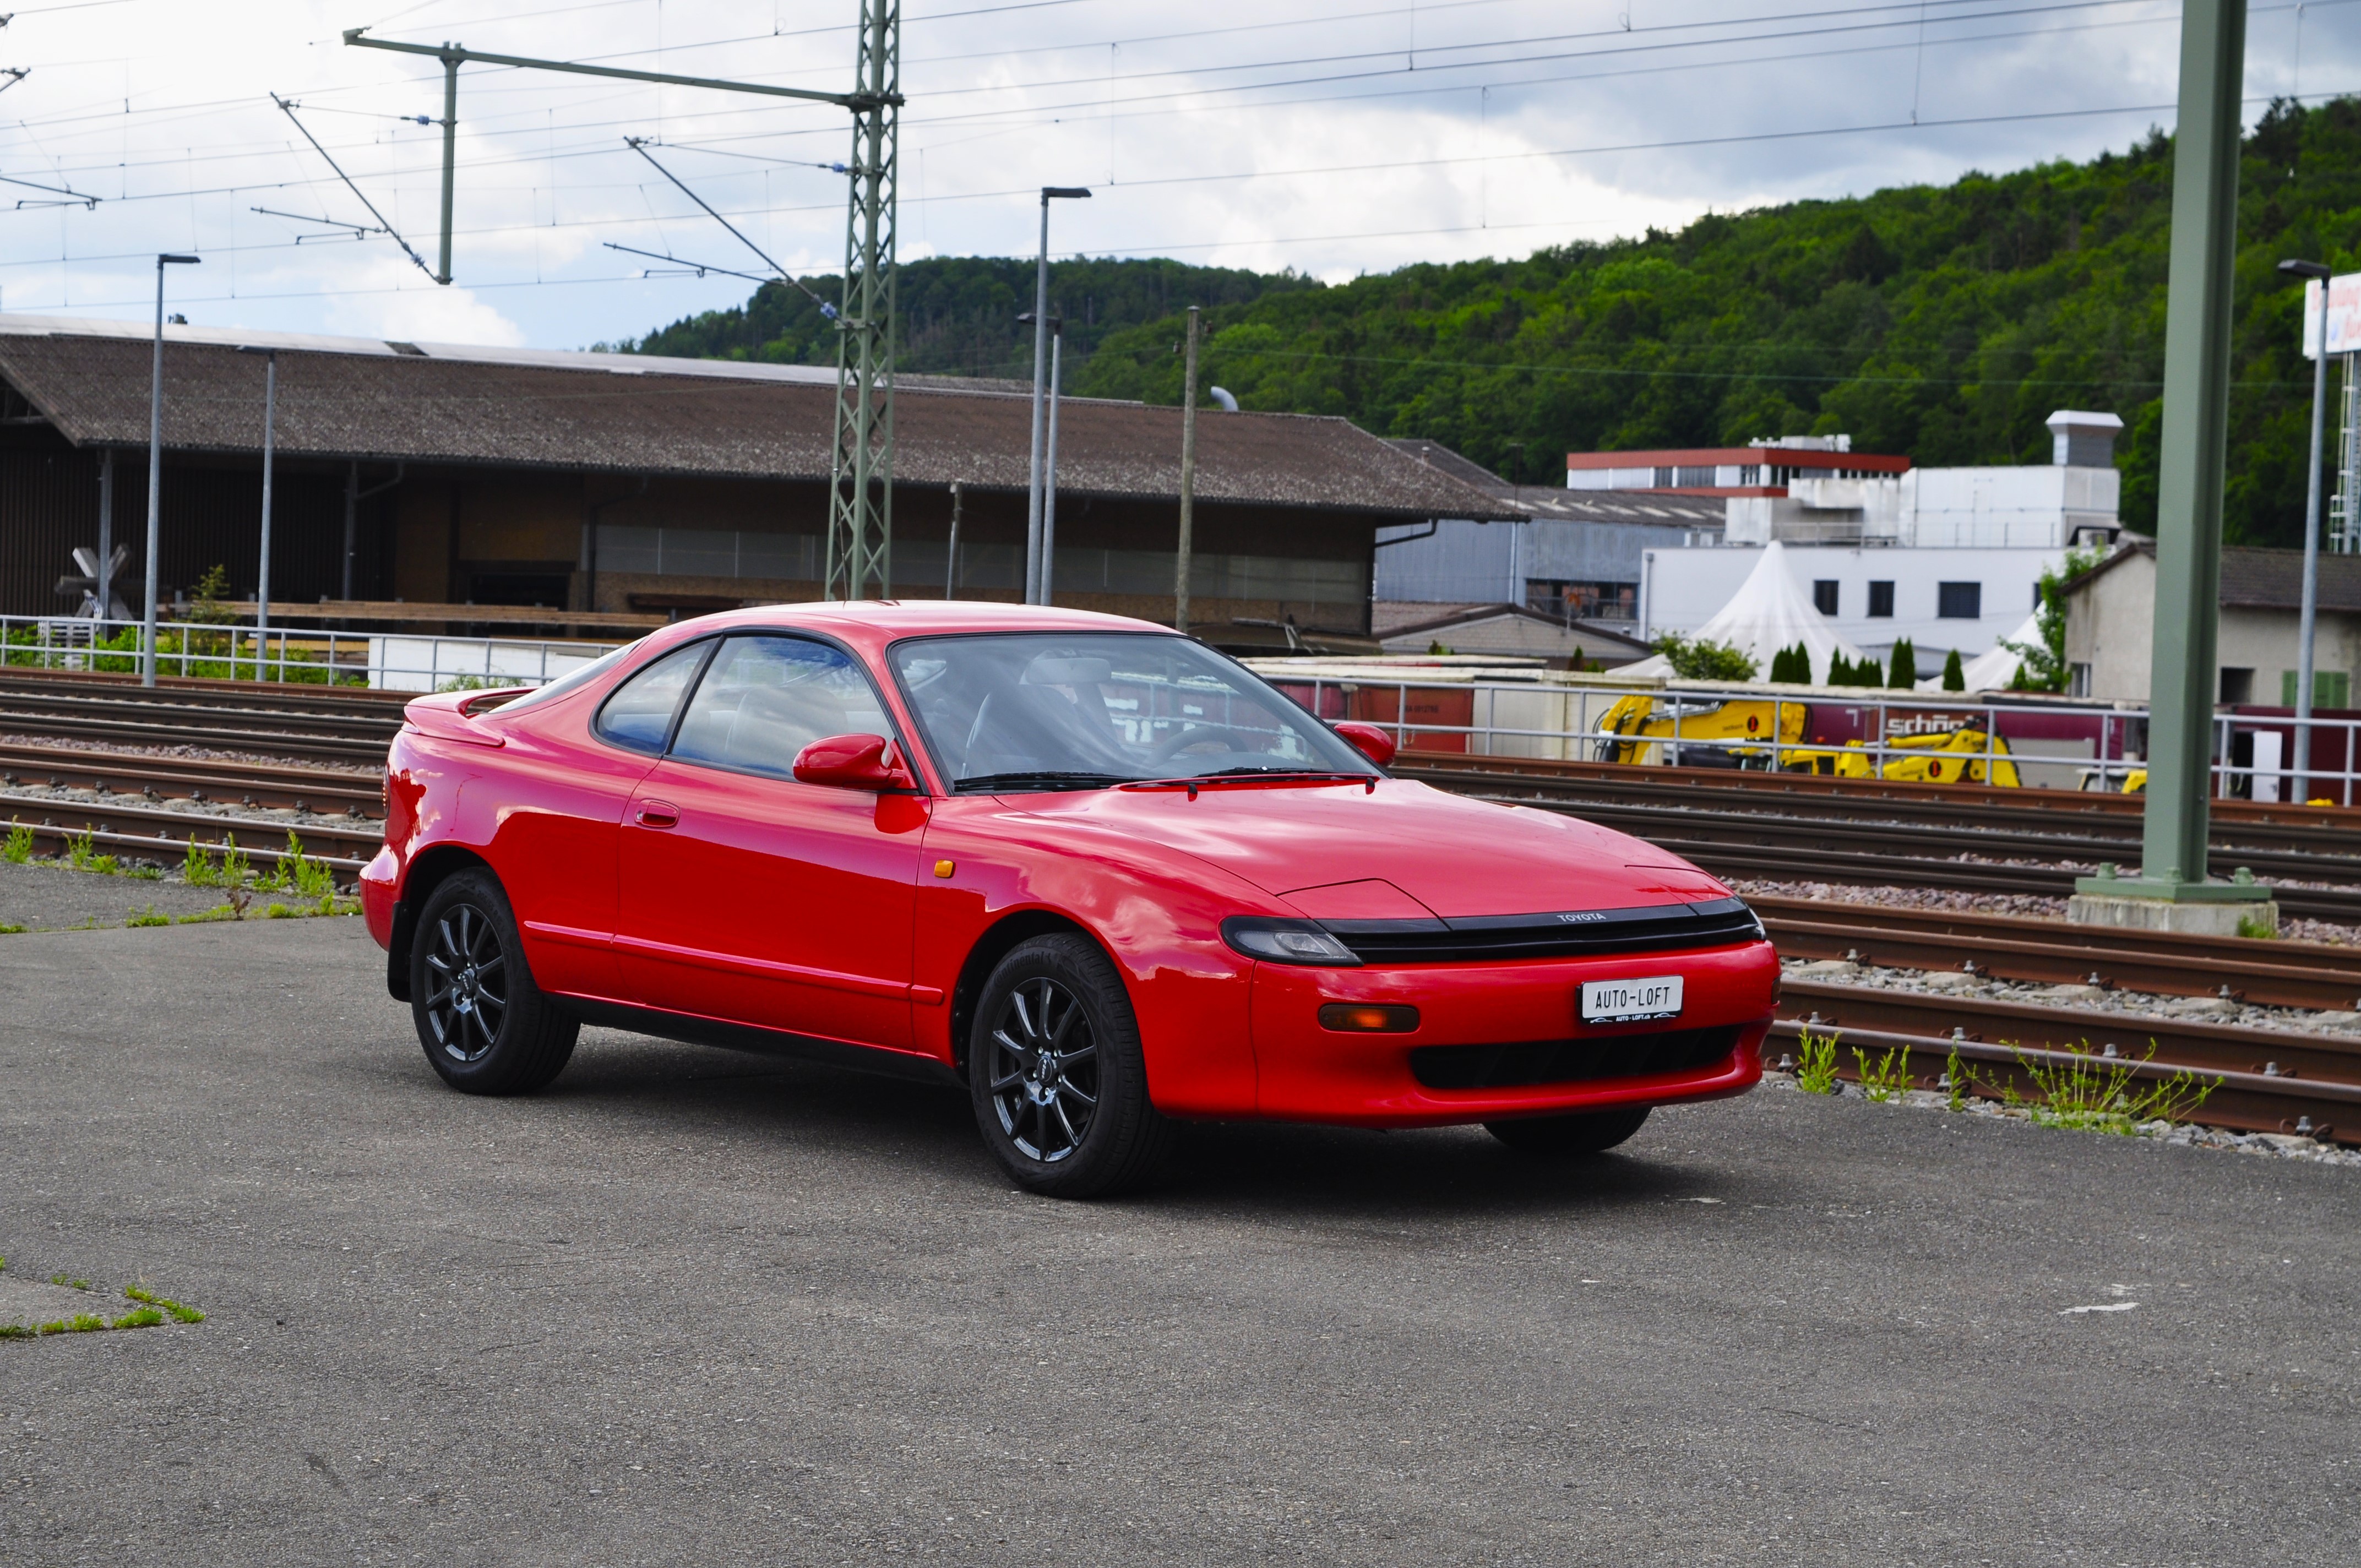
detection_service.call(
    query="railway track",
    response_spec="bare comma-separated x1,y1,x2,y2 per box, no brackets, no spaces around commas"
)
0,668,405,764
1397,752,2361,922
0,741,382,818
1756,896,2361,1011
1768,983,2359,1142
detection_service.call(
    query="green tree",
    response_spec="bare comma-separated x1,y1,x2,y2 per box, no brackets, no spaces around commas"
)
2005,546,2103,692
1942,649,1967,691
1887,637,1918,689
1653,633,1758,681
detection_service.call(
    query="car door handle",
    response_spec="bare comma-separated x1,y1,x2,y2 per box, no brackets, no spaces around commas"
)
635,801,679,829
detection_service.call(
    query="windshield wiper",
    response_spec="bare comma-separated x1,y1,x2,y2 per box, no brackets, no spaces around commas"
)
958,770,1130,793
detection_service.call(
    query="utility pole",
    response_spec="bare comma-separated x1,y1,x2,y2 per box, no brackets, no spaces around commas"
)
1176,306,1201,635
142,253,199,688
826,0,900,602
236,345,278,679
2283,259,2332,794
2070,0,2273,932
345,17,906,595
1024,187,1090,603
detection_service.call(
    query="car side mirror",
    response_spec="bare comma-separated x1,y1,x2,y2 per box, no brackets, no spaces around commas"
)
1334,721,1396,767
792,733,917,791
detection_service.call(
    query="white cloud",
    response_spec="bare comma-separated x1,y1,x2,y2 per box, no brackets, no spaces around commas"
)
0,0,2349,350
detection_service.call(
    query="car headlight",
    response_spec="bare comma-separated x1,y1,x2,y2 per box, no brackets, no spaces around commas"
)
1221,917,1363,967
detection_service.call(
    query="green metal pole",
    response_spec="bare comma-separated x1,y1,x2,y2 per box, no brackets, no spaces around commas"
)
826,0,898,601
437,48,458,285
2077,0,2270,918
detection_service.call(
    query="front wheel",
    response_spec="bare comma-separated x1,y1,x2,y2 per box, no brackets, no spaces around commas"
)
1484,1104,1651,1158
969,934,1173,1198
410,868,578,1096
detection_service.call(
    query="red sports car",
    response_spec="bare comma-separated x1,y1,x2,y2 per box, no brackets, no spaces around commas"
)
362,601,1777,1196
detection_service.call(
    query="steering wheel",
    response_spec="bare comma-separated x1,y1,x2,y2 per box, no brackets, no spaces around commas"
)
1147,723,1248,761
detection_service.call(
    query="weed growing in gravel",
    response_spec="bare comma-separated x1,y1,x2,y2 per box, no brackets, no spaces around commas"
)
2,819,29,863
51,1275,88,1289
126,906,170,928
111,1308,164,1329
64,831,121,876
0,1324,26,1339
1943,1046,1975,1113
0,923,23,935
284,836,336,900
1795,1029,1842,1094
127,865,159,880
182,836,219,886
2236,914,2278,940
264,901,293,919
124,1286,204,1324
2004,1042,2219,1135
220,834,250,888
1853,1041,1915,1102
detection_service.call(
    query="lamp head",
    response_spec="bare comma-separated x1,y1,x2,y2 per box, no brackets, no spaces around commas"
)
236,345,276,358
1041,186,1091,201
2278,258,2332,282
159,253,199,266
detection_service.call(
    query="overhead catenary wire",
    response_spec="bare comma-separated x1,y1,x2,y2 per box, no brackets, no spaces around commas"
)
269,92,436,279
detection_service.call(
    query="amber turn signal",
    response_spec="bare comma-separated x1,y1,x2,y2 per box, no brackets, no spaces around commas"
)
933,859,956,878
1317,1003,1419,1033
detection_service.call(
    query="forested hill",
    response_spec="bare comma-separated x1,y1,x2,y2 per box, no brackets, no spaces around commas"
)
622,97,2361,547
619,256,1318,384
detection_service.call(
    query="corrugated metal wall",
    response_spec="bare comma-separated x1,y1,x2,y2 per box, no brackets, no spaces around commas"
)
0,441,366,616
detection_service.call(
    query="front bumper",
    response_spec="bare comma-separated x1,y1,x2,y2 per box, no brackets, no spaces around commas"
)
1248,940,1778,1126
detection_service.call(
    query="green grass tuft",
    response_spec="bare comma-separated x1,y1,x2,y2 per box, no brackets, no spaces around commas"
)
2004,1041,2219,1135
126,905,170,928
1794,1028,1842,1095
2,819,30,863
1853,1041,1915,1103
111,1308,164,1329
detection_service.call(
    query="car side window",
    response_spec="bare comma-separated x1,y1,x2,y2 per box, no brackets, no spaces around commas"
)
592,642,711,755
666,635,892,780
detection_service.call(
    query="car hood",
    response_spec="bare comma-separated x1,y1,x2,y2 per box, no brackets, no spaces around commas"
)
1003,778,1730,919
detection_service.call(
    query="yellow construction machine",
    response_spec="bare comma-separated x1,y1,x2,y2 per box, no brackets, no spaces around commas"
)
1595,692,2021,783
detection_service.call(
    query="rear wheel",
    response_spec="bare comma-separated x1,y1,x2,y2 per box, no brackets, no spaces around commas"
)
970,934,1172,1198
1484,1104,1651,1158
410,868,578,1096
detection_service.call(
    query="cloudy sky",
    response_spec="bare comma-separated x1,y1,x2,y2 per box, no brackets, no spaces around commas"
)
0,0,2352,350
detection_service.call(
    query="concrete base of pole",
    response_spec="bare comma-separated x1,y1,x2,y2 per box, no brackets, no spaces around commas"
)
2067,867,2277,936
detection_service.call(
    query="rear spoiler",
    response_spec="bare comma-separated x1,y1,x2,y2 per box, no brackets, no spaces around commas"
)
400,689,519,749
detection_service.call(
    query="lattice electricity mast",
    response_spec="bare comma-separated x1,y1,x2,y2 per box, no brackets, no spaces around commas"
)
343,10,904,599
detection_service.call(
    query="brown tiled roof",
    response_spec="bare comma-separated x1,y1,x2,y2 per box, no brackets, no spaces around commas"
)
0,329,1518,521
2069,539,2361,613
2218,544,2361,613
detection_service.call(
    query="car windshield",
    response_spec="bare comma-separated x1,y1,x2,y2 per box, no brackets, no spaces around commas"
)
888,632,1377,792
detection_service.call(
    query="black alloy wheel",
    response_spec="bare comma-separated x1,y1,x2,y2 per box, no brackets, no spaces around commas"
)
969,934,1173,1197
409,868,579,1096
422,901,507,1065
985,974,1101,1163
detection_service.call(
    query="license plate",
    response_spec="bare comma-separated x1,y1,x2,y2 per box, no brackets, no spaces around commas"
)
1581,975,1683,1023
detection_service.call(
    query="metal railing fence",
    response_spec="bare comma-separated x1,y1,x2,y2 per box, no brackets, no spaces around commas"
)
0,614,627,693
1246,663,2361,805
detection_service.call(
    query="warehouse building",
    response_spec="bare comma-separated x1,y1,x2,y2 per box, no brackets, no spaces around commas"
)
0,315,1510,646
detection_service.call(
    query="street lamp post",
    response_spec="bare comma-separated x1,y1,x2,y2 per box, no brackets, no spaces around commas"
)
1025,186,1089,605
237,345,278,681
142,253,200,688
1042,318,1064,605
2281,257,2332,794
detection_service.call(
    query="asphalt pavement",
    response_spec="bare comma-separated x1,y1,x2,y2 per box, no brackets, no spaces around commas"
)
1,919,2355,1566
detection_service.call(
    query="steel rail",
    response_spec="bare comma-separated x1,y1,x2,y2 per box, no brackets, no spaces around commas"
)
1755,895,2361,1011
0,742,382,819
1764,1020,2355,1141
1395,751,2361,858
1775,978,2360,1141
1,791,380,868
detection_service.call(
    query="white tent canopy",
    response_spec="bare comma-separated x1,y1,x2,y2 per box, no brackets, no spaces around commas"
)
1919,612,2041,693
1625,541,1867,681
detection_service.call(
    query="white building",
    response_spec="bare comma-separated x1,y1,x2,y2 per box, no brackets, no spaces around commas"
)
1643,411,2124,671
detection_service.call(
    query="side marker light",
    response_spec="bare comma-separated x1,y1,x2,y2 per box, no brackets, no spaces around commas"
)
1318,1003,1419,1033
933,859,955,878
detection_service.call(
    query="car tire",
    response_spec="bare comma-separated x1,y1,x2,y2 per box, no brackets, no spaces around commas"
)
1484,1104,1651,1157
410,868,578,1096
969,934,1173,1199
